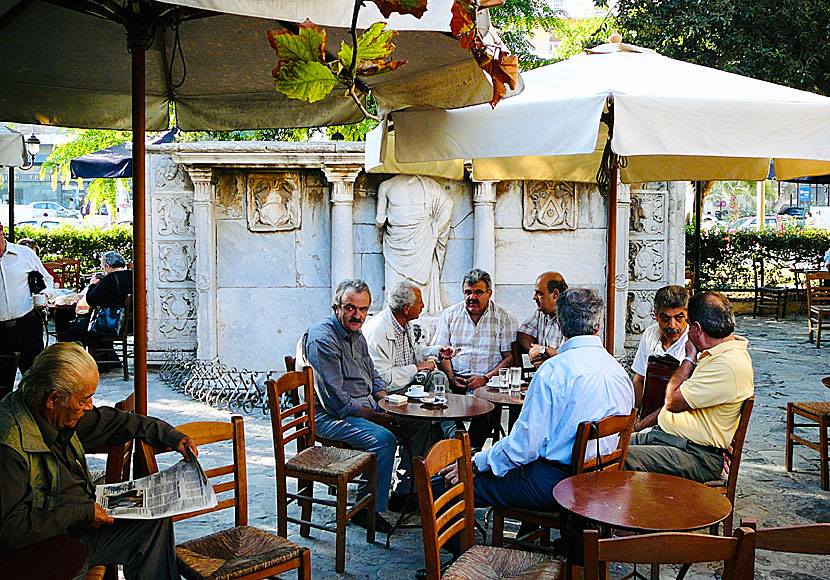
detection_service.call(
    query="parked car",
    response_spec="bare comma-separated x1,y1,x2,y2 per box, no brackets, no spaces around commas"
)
779,206,808,218
727,216,784,232
26,201,81,219
16,217,87,229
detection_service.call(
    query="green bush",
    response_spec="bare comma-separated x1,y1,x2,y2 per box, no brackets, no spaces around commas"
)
11,224,133,272
686,226,830,289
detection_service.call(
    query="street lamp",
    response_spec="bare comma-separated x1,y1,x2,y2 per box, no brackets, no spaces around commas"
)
20,133,40,170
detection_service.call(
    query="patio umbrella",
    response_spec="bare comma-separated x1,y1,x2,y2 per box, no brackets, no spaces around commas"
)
368,41,830,351
70,129,177,179
0,0,517,414
0,124,27,239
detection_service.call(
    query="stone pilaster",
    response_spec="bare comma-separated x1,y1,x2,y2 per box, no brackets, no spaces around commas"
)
473,181,497,277
323,167,362,293
614,183,631,356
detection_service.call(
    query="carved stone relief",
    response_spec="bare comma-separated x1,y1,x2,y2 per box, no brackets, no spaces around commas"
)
158,289,198,339
156,197,193,236
158,242,195,283
626,290,656,334
154,155,187,189
215,171,245,218
630,193,665,236
523,181,577,230
246,172,302,231
629,240,664,282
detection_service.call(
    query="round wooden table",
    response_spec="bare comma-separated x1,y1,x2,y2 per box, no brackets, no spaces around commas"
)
553,470,732,533
379,393,494,420
473,386,526,407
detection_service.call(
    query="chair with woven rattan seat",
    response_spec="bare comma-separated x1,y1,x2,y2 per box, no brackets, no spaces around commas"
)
414,431,564,580
752,256,788,320
491,410,637,552
786,378,830,491
806,271,830,346
705,397,754,535
740,518,830,557
266,368,377,574
582,526,756,580
138,415,311,580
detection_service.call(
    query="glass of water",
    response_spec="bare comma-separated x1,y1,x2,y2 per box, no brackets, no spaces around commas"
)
510,367,522,395
499,367,510,394
433,374,447,404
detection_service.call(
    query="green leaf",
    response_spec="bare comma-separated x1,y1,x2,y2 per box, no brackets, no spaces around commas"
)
274,61,340,103
268,20,327,64
371,0,428,19
338,22,398,67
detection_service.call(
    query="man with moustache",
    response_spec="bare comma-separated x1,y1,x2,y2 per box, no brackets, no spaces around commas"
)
302,279,397,532
516,271,569,367
630,285,689,432
432,269,518,448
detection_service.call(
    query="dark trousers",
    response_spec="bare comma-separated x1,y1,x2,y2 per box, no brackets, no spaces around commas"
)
73,518,179,580
0,310,44,372
63,316,101,348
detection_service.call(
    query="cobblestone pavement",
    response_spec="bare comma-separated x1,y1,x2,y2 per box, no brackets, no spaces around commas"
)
92,314,829,579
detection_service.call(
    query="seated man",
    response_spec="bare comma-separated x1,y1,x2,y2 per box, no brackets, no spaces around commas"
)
432,269,518,448
630,285,689,431
302,279,398,531
445,288,634,510
363,281,456,510
0,342,197,579
625,292,754,483
517,271,568,367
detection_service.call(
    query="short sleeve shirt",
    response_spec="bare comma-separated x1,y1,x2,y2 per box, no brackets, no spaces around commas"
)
431,300,518,376
658,337,754,449
518,311,565,349
631,323,689,376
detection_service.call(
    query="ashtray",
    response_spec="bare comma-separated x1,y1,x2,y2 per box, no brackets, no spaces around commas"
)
420,398,447,409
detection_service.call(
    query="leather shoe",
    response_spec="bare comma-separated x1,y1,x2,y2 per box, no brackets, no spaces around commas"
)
351,509,393,534
388,493,419,513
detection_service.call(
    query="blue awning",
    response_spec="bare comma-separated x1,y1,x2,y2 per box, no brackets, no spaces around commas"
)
70,129,176,179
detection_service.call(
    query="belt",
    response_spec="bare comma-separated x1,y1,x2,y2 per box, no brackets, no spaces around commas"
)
537,457,572,471
686,440,726,456
1,309,38,328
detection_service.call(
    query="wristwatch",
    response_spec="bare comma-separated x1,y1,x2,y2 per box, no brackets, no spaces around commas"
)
683,356,697,367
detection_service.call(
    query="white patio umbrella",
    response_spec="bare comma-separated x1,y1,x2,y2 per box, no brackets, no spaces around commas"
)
368,41,830,351
0,0,519,414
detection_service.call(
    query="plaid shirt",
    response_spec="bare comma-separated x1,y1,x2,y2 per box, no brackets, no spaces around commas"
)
432,300,518,376
518,311,566,349
391,315,416,367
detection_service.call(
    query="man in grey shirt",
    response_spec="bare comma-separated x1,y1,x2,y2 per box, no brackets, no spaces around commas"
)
303,279,398,532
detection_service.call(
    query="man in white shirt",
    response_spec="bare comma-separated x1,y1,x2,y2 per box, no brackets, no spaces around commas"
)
517,271,568,367
432,269,518,447
0,224,53,372
444,288,635,510
630,285,689,431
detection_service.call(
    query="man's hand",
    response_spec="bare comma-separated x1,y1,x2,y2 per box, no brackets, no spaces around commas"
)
685,338,698,359
358,407,396,430
439,463,460,487
176,436,198,461
416,360,436,372
373,389,388,401
529,344,545,365
89,503,114,529
452,375,468,391
438,345,456,360
467,375,487,390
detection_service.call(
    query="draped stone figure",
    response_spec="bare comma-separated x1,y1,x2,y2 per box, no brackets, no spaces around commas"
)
376,175,454,314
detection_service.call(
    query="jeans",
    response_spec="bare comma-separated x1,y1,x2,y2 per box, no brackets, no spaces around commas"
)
315,411,397,512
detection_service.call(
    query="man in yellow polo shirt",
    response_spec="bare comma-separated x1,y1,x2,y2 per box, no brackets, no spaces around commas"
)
625,292,754,482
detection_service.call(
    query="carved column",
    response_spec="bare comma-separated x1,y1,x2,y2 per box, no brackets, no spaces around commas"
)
324,168,362,293
614,184,631,356
186,167,218,360
473,181,497,276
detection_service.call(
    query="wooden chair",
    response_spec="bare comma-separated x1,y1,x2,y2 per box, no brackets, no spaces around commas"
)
706,397,754,535
90,294,132,380
43,261,65,288
582,527,756,580
491,410,637,552
806,271,830,346
0,351,20,401
752,256,788,320
740,518,830,556
139,416,311,580
266,368,377,574
0,534,87,580
641,355,678,419
414,431,564,580
56,257,82,290
786,378,830,491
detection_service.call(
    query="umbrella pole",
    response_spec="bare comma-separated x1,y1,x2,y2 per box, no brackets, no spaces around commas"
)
7,167,14,242
605,164,617,354
693,181,702,294
132,44,148,416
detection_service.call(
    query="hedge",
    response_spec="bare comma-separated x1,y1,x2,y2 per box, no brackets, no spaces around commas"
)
11,224,133,272
686,226,830,289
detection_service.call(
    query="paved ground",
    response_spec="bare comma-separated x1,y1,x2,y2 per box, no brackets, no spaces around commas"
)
90,314,829,579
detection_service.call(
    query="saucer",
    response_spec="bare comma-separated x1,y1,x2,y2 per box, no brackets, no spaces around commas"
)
405,391,428,400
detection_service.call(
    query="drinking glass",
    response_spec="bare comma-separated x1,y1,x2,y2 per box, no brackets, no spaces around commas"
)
510,367,522,395
433,374,447,403
498,367,510,394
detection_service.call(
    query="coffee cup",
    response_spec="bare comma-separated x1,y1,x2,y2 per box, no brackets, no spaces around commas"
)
33,294,46,307
407,385,425,397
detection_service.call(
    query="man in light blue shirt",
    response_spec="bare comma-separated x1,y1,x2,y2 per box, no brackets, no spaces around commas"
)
447,288,635,510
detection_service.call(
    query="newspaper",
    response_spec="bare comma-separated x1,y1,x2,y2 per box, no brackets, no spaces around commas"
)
95,457,217,519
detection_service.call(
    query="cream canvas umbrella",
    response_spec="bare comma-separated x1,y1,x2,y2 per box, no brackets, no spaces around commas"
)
368,41,830,351
0,0,518,413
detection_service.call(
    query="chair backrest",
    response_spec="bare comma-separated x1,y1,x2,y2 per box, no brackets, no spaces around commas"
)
57,258,81,289
724,397,754,500
571,409,637,474
806,271,830,307
583,527,756,580
138,415,248,526
0,352,20,399
752,255,767,288
413,432,475,580
740,519,830,555
267,368,317,467
97,393,135,483
43,261,64,288
642,355,679,418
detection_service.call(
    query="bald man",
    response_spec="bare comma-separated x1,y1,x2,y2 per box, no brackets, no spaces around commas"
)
517,272,568,367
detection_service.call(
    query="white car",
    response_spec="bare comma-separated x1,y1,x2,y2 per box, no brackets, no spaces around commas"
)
16,217,87,229
26,201,81,219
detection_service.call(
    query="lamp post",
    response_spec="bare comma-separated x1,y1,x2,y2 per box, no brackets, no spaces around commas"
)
7,133,40,242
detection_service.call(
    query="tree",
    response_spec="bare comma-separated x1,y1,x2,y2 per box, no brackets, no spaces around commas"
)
490,0,561,69
611,0,830,96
